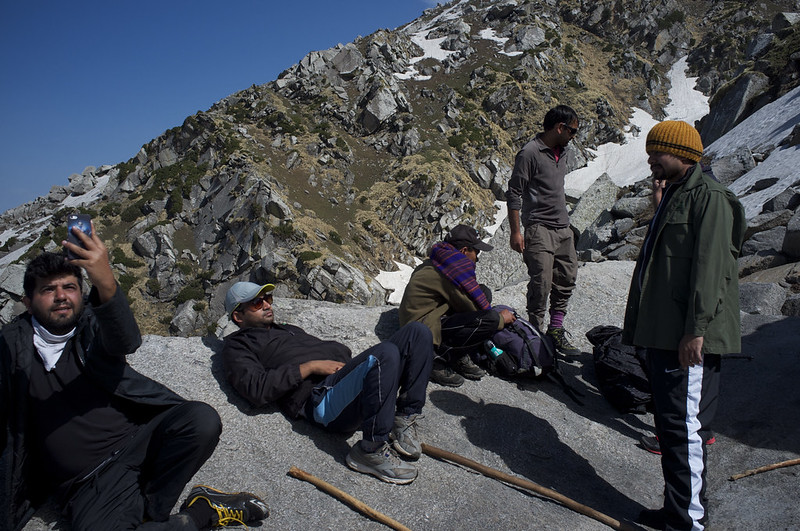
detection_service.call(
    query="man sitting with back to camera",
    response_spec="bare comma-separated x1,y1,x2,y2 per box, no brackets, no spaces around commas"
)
399,224,515,387
0,224,267,531
221,281,434,484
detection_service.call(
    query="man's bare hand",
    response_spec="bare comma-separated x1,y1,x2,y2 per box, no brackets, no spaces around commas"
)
499,309,516,325
678,334,704,368
508,209,524,253
299,360,345,379
652,178,667,210
63,222,117,303
510,232,525,253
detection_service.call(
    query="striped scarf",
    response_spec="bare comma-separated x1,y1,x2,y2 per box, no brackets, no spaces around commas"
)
430,242,491,310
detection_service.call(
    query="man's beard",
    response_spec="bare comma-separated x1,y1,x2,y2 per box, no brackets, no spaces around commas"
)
33,301,83,335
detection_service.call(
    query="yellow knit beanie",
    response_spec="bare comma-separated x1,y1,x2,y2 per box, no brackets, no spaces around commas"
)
645,120,704,162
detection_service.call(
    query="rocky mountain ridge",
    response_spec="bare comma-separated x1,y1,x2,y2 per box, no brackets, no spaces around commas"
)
1,0,799,335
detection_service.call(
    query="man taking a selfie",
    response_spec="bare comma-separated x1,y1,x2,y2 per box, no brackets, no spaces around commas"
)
0,222,268,530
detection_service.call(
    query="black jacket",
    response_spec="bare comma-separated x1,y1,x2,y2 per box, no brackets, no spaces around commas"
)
222,323,351,418
0,286,186,531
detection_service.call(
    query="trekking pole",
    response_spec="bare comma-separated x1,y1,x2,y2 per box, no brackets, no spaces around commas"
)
729,457,800,481
287,466,411,531
422,443,635,531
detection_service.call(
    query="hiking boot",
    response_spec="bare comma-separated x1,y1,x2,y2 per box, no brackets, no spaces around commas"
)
547,327,581,356
641,434,717,455
430,360,464,387
180,484,269,527
391,413,423,459
452,354,486,380
346,441,418,484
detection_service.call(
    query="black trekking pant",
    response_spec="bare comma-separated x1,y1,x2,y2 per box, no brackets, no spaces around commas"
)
438,309,500,360
65,401,222,531
647,349,720,531
306,322,433,441
437,284,499,361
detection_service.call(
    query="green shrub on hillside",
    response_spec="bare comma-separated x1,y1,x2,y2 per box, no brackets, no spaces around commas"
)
223,136,241,157
121,201,146,223
118,273,137,296
116,160,137,179
176,281,205,305
263,112,305,135
329,231,343,245
297,251,322,264
111,248,144,268
312,121,332,139
272,221,296,239
658,10,685,30
100,202,121,217
146,278,160,295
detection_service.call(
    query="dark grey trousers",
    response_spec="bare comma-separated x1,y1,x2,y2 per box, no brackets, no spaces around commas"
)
522,223,577,329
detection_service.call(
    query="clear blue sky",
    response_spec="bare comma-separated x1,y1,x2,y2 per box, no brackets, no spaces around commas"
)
0,1,436,214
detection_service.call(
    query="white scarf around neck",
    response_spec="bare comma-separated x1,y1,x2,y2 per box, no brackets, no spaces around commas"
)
32,316,76,372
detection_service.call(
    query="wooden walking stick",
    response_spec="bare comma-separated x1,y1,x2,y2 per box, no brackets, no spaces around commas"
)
288,466,411,531
421,443,635,531
729,457,800,481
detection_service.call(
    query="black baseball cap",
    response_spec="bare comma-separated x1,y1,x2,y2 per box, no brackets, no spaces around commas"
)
444,224,493,251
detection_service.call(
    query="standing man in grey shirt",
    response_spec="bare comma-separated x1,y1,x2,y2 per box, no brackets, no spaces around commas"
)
505,105,581,356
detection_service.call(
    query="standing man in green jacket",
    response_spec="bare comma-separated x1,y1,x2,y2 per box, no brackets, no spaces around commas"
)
623,121,746,531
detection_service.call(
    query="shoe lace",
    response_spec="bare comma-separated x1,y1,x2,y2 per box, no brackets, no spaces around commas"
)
214,503,248,528
379,442,407,466
399,413,422,434
193,496,248,528
215,506,247,528
551,327,574,344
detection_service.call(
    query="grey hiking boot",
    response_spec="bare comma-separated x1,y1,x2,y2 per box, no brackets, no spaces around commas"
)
346,441,418,484
547,327,581,356
452,354,486,380
391,413,423,459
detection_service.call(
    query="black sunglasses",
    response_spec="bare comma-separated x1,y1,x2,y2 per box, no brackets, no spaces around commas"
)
561,123,578,136
237,294,273,313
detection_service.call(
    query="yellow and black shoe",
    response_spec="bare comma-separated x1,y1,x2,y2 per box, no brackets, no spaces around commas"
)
180,484,269,528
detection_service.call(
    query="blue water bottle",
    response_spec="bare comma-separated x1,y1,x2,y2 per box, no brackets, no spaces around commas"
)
485,340,504,360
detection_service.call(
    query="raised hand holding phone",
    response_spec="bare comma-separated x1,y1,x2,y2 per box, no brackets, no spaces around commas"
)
63,216,117,303
66,214,92,259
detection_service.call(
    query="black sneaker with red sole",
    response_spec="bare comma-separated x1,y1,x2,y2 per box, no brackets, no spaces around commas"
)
641,434,716,455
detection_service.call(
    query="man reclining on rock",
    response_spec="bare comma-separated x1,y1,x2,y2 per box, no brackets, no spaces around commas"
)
399,224,515,387
221,281,434,484
0,226,267,531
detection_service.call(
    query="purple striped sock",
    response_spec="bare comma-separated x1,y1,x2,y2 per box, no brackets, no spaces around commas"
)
549,310,565,330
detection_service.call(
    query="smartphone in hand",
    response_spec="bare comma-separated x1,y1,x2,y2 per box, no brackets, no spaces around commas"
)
66,213,92,259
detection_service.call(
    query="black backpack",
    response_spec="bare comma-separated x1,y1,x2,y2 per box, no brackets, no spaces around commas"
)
586,325,652,414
